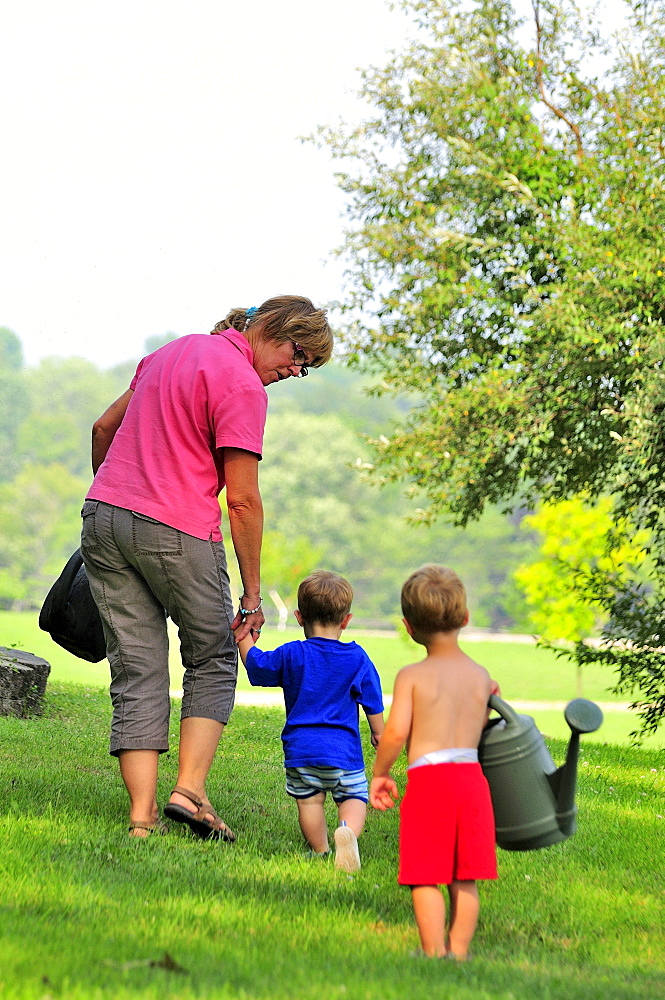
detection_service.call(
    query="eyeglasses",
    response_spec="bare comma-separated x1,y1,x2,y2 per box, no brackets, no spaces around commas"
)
291,341,309,377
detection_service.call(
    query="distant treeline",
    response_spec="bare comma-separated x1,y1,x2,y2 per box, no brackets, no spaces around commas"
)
0,326,537,627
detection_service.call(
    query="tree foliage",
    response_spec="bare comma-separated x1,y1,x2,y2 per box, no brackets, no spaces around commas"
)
570,355,665,735
0,327,28,483
19,358,126,477
0,463,88,609
0,341,165,609
255,407,533,623
515,495,647,641
321,0,664,514
0,334,535,624
319,0,665,733
0,328,23,371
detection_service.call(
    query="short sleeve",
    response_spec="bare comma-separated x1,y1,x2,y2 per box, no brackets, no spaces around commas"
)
129,358,145,391
356,654,384,715
245,645,285,688
211,384,267,458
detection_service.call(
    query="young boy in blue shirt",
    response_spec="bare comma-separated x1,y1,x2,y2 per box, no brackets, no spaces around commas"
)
236,570,384,871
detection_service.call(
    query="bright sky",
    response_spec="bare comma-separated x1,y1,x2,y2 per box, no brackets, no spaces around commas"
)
1,0,628,370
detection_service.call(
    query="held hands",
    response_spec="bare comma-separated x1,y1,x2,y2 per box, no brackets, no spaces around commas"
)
370,775,399,811
231,602,266,644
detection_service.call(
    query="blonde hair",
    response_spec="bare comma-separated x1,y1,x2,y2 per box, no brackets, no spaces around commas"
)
401,565,467,638
297,570,353,626
211,295,333,368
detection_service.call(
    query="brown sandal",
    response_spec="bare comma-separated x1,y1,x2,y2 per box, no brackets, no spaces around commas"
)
128,819,168,837
163,785,236,842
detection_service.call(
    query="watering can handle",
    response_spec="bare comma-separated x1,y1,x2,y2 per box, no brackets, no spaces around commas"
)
488,693,522,729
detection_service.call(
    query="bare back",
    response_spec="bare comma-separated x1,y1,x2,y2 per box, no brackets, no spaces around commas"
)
398,639,493,764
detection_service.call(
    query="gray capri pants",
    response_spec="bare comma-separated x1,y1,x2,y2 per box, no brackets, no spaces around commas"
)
81,500,237,756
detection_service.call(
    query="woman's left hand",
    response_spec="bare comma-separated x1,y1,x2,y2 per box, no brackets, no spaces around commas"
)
231,607,265,643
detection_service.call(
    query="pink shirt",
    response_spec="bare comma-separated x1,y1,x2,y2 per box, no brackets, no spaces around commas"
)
88,329,267,541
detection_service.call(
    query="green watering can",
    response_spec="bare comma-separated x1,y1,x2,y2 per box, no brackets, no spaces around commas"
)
478,694,603,851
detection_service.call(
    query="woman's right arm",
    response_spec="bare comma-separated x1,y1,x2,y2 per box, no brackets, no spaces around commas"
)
91,389,134,474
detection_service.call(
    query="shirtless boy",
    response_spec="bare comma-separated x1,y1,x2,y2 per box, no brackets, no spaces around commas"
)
370,565,499,959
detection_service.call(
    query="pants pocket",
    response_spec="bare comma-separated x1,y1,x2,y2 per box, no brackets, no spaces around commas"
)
131,512,182,555
80,500,100,549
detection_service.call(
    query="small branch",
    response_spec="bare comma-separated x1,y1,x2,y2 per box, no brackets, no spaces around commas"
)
533,1,584,162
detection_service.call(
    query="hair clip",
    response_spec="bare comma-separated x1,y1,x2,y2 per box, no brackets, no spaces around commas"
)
246,306,258,318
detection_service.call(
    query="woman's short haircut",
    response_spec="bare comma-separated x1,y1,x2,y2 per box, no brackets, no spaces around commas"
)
401,564,467,636
297,570,353,626
212,295,333,368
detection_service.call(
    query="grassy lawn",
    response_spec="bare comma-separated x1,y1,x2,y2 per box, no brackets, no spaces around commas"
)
0,611,636,701
0,683,663,1000
3,611,663,748
350,632,619,703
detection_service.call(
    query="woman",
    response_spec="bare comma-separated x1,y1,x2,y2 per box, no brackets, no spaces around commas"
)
81,295,333,838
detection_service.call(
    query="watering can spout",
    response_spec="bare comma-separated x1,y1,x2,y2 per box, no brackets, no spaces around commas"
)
548,698,604,837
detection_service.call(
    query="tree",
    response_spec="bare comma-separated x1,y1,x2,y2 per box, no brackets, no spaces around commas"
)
268,360,416,436
0,327,27,483
0,463,88,609
258,409,415,617
262,530,324,609
319,0,665,733
256,408,533,624
0,327,539,620
515,498,616,644
0,327,23,371
18,358,125,477
514,495,649,693
143,332,180,355
570,358,665,735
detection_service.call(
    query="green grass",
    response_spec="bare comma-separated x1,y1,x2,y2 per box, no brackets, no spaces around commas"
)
514,709,656,748
0,609,103,686
3,610,663,748
0,683,663,1000
353,632,632,702
0,611,633,701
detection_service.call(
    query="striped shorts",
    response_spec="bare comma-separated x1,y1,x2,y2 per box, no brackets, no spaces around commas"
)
285,765,368,803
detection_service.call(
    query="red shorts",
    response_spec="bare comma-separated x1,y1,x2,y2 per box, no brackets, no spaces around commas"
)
398,762,497,886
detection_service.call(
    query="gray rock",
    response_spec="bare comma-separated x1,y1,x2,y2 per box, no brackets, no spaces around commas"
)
0,646,51,717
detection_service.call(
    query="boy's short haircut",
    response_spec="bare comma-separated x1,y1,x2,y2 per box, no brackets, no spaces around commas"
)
401,564,467,636
297,570,353,626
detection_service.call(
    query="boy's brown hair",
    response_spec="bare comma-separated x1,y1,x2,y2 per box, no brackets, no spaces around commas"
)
401,564,468,638
297,570,353,626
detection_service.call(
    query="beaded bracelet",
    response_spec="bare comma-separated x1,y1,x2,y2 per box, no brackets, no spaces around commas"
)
238,598,262,617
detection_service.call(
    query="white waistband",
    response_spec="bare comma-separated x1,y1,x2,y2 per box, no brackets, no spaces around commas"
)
408,747,478,770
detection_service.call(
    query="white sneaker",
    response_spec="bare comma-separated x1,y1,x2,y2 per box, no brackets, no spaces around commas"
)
334,822,361,872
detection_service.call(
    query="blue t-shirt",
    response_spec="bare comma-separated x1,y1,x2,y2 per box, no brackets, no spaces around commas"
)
245,637,384,769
